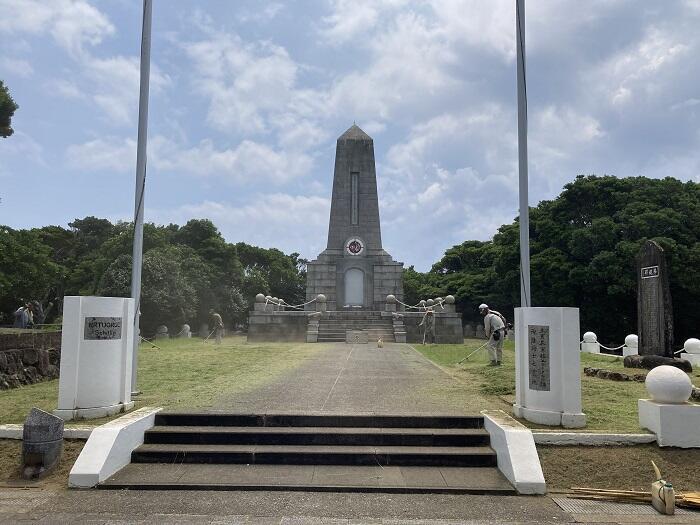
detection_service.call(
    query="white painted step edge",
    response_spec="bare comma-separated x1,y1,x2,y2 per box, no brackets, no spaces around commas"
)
482,409,546,495
68,406,162,488
533,432,656,446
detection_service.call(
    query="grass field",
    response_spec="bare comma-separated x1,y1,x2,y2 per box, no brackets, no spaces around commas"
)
0,337,326,425
413,338,700,433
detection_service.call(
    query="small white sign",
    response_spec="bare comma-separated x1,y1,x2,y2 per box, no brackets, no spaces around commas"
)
641,265,659,279
84,317,122,340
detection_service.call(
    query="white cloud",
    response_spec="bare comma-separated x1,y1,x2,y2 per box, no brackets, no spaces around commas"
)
596,27,690,108
85,55,169,125
151,194,330,258
184,33,299,133
66,135,314,185
0,0,114,57
66,137,136,172
0,57,33,77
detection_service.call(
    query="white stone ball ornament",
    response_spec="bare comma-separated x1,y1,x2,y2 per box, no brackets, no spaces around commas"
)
684,338,700,354
645,365,692,404
445,295,455,304
386,294,396,304
255,293,265,303
625,334,638,348
583,332,597,343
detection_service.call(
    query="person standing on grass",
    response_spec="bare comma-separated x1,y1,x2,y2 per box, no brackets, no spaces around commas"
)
209,309,224,344
479,303,504,366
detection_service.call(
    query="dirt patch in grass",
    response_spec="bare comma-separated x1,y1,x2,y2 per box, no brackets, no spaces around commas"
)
0,439,84,491
539,444,700,492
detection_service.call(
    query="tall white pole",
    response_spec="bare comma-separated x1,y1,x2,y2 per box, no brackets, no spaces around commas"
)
516,0,531,307
130,0,152,394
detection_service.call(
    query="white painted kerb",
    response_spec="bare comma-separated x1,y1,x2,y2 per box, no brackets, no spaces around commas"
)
482,410,546,495
69,406,161,488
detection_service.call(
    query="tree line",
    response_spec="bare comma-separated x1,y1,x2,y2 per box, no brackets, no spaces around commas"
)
405,175,700,344
2,175,699,344
0,218,306,335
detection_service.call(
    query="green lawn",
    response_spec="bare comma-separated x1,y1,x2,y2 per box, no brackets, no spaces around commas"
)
0,337,326,425
413,338,700,433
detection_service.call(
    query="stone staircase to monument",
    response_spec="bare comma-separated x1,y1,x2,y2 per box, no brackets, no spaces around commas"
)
317,311,395,343
100,412,515,493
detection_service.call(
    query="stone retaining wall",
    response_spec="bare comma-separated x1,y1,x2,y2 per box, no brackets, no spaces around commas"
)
0,331,61,389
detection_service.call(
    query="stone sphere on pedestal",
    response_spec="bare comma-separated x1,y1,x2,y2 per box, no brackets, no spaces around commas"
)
317,294,327,303
435,297,443,303
419,300,426,307
583,332,597,343
684,338,700,354
255,293,265,303
445,295,455,304
645,365,692,404
625,334,638,348
426,299,434,306
272,297,278,303
265,295,272,301
386,294,396,304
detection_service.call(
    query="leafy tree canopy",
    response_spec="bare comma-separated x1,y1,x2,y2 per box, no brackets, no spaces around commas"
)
0,80,18,138
405,175,700,344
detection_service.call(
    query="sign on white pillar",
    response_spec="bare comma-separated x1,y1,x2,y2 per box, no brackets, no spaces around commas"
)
55,296,135,421
513,307,586,428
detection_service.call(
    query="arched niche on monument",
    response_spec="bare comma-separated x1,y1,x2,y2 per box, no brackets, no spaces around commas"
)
344,268,364,306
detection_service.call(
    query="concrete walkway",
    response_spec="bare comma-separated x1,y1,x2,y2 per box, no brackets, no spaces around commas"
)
217,342,494,414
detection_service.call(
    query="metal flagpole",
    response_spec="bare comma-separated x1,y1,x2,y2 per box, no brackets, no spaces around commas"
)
516,0,531,308
130,0,153,395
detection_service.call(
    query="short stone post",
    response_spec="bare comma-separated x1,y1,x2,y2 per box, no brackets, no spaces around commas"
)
443,295,456,313
580,332,600,354
385,294,397,312
179,324,191,338
254,293,267,312
316,294,327,313
623,334,639,357
22,408,64,479
682,338,700,366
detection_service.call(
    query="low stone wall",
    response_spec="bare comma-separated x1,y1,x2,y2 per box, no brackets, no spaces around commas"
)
0,331,61,389
402,312,463,344
247,311,308,342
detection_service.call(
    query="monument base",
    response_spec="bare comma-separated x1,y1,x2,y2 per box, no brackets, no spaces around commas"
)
638,399,700,448
54,401,134,422
513,404,586,429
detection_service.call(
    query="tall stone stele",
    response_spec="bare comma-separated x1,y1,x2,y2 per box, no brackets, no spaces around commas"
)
306,125,404,311
637,240,674,357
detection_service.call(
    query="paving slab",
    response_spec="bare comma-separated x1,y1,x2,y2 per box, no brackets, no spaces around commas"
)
217,343,491,414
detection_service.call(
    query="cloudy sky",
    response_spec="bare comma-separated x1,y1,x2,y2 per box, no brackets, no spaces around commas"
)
1,1,699,270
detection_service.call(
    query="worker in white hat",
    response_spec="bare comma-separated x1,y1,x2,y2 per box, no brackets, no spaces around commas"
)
479,304,505,366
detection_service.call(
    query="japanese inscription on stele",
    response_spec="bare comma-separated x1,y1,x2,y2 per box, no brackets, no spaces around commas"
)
641,265,659,279
527,324,550,391
84,317,122,340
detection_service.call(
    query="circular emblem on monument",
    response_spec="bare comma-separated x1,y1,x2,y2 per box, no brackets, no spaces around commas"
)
345,237,364,256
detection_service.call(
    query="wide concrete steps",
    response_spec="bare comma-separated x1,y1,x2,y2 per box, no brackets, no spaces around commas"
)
100,412,514,493
317,319,395,343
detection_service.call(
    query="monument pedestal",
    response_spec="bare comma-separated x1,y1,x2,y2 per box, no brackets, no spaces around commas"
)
55,296,134,421
514,307,586,428
638,399,700,448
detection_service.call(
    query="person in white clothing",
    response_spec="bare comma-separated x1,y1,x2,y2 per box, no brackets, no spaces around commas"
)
479,303,504,366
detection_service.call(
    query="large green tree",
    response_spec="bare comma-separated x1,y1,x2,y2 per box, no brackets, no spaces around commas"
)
0,80,18,138
409,175,700,344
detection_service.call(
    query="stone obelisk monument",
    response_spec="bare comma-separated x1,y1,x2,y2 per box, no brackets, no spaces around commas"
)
306,125,404,311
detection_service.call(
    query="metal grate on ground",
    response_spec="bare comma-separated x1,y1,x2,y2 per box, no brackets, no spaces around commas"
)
552,497,696,515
